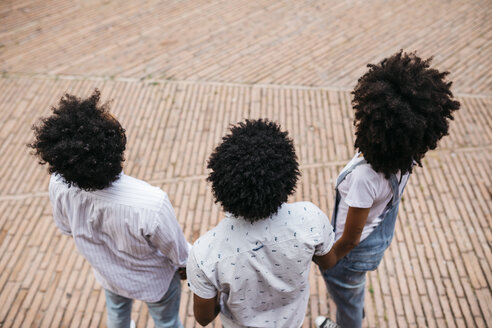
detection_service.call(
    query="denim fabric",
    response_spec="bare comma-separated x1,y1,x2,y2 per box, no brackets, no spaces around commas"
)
322,258,366,327
105,271,184,328
322,160,408,328
342,200,400,273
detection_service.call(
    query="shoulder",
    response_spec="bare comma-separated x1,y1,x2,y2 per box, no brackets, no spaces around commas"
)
49,174,74,201
190,226,220,266
95,174,169,212
343,162,393,205
191,220,228,252
353,163,383,180
347,163,387,189
49,173,68,190
280,201,323,216
117,174,165,196
190,217,244,265
278,202,328,226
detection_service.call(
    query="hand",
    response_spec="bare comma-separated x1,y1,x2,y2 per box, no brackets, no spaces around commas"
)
313,250,338,271
178,267,187,280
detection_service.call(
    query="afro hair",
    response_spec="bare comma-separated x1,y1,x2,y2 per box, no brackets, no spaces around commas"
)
29,89,126,191
352,50,460,178
207,119,300,223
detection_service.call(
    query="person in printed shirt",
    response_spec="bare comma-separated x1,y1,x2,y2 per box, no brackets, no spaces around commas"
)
186,119,336,327
314,51,460,327
30,90,190,328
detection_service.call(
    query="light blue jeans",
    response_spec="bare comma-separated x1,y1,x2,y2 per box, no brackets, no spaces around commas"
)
322,200,402,328
104,271,183,328
322,160,407,328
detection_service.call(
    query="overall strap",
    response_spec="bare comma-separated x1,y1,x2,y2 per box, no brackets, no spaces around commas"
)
388,174,400,206
335,158,368,188
388,170,412,207
332,158,367,228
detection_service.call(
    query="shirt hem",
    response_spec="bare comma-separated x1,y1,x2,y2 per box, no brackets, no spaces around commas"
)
344,198,372,208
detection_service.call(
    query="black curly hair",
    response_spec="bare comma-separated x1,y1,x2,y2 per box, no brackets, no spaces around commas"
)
352,50,460,178
29,89,126,191
207,119,300,223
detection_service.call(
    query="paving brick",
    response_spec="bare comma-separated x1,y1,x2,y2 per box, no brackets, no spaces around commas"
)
0,1,490,327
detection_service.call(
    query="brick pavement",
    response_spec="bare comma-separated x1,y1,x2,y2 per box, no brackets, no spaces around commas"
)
0,1,490,327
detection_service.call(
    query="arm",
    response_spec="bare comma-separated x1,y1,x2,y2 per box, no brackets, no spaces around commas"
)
186,248,220,325
314,206,370,271
148,195,190,268
193,293,220,326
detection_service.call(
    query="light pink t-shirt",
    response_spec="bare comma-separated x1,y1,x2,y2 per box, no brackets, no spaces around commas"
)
335,153,409,242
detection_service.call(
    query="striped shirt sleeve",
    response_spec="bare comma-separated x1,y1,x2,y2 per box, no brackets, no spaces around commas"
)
148,193,190,268
49,177,72,236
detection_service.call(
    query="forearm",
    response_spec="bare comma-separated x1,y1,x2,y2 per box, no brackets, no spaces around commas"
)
196,312,217,326
314,238,358,271
313,250,337,271
314,206,369,271
332,237,359,260
194,293,220,326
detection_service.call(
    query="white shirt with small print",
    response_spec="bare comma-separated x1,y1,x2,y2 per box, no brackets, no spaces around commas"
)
49,173,190,303
187,202,335,328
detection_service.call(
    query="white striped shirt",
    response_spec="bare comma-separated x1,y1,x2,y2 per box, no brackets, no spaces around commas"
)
49,173,190,302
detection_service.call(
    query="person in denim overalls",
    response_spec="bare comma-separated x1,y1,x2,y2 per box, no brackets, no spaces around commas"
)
313,51,460,328
323,159,407,327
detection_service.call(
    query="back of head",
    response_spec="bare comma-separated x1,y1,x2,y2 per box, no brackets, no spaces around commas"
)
207,119,300,223
29,89,126,191
352,50,461,178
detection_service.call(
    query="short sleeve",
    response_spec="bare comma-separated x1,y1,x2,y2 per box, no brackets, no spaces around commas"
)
344,165,379,208
313,208,335,256
186,249,217,299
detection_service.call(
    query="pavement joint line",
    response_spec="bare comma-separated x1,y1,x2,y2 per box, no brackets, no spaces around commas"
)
2,145,490,201
0,191,50,201
1,2,490,325
2,71,491,99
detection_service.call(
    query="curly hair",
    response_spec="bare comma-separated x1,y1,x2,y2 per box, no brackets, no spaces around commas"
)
207,119,300,223
352,50,460,178
29,89,126,191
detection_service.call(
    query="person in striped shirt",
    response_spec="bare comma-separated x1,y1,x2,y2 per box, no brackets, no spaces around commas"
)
30,90,189,328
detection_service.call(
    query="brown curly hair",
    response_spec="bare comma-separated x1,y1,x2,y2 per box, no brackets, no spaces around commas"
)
29,90,126,191
352,51,460,177
207,119,300,222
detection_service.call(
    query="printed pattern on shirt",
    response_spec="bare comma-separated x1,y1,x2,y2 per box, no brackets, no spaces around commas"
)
187,202,335,328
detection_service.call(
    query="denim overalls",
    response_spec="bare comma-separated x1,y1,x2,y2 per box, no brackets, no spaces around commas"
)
322,159,408,328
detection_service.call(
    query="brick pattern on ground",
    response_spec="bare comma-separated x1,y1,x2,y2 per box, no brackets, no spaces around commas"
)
0,1,490,327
